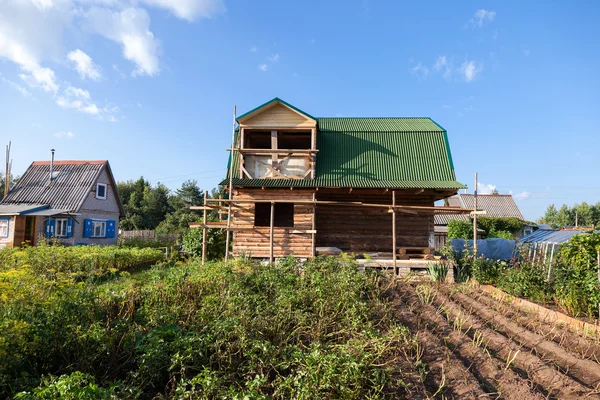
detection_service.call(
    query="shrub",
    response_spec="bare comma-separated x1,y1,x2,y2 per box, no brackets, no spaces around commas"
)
447,219,473,240
0,256,426,398
0,244,164,280
182,228,226,260
471,258,503,285
497,261,552,302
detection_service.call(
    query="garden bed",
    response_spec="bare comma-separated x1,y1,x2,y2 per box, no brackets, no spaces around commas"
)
392,281,600,398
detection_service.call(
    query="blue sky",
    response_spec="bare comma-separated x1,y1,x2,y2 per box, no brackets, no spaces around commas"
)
1,0,599,221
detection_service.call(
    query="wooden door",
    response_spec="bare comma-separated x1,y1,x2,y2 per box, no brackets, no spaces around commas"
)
24,216,36,246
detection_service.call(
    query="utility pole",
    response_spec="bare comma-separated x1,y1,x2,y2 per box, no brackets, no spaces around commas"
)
4,141,11,199
473,172,478,257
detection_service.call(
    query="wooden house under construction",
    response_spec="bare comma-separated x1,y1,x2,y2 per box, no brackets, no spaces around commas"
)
192,98,472,274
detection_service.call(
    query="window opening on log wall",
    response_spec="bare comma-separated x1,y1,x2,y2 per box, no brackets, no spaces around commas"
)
254,203,294,227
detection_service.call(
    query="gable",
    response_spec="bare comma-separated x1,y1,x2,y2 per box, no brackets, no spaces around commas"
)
240,103,316,128
80,168,123,216
238,98,316,129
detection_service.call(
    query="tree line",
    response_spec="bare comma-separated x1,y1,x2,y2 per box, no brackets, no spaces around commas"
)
117,177,222,233
538,202,600,228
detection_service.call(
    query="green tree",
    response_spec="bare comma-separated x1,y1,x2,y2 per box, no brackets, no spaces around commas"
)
118,177,172,230
573,202,594,226
156,180,205,234
539,204,558,227
556,205,574,228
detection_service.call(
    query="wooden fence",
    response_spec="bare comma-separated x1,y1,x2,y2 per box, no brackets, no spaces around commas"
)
119,230,180,243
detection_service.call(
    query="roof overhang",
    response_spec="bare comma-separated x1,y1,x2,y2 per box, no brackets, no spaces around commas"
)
0,204,50,216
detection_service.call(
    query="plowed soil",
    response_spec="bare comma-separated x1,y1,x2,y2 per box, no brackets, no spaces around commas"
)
390,281,600,399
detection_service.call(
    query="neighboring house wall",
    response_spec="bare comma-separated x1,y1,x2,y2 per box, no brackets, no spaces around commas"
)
35,169,121,246
0,216,15,248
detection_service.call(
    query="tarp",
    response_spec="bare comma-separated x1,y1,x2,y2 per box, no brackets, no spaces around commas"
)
451,238,516,261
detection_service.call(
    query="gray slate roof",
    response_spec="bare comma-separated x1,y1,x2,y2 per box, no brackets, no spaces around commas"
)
1,160,125,216
435,194,525,225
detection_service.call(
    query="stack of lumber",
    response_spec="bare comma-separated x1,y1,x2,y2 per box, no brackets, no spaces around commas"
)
398,247,436,260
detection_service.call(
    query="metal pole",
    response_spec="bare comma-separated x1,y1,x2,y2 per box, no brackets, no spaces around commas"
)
225,105,236,261
473,173,478,257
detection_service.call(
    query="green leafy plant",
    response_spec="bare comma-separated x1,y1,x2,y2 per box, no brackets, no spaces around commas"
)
427,261,449,282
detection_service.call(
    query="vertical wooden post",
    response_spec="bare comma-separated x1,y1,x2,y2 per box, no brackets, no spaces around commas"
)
218,194,222,222
310,128,316,179
597,250,600,319
547,243,555,281
311,192,316,258
225,105,236,261
392,190,397,276
271,130,278,178
202,190,208,265
269,201,275,264
473,173,478,257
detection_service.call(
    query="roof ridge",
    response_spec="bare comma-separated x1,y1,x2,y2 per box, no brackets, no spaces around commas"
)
32,160,107,165
318,116,432,119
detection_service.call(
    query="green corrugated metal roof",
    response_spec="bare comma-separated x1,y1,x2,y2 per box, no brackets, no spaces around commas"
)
223,116,465,189
222,178,465,189
318,117,444,132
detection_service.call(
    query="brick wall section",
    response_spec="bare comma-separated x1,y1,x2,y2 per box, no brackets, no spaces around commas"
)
0,216,15,248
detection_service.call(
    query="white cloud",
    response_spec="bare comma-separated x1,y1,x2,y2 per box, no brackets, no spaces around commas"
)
67,49,102,80
258,63,268,72
522,48,530,56
411,62,429,78
54,131,75,139
470,9,496,28
56,85,101,114
86,7,161,77
249,46,257,52
267,53,279,62
19,67,60,93
441,104,451,109
514,191,531,200
459,60,481,82
433,55,452,79
140,0,226,21
0,0,225,117
1,75,32,97
477,182,496,194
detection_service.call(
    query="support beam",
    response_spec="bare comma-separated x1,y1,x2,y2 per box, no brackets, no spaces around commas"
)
202,190,208,265
271,130,278,178
311,192,316,258
225,105,236,261
392,190,397,276
473,172,478,256
269,201,275,264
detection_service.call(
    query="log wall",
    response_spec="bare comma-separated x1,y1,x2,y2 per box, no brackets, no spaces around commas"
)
231,188,315,258
315,190,435,252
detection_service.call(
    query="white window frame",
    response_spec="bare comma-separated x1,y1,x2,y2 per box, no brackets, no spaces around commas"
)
96,183,107,200
55,218,69,237
92,220,106,238
0,218,9,238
